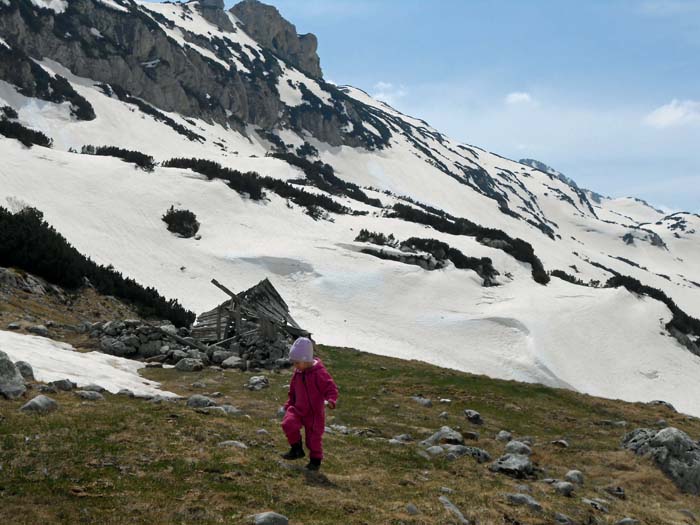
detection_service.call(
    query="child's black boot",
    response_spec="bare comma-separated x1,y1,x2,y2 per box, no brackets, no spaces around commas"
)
305,458,321,471
281,441,305,460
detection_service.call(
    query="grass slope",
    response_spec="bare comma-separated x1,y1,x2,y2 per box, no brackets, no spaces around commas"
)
2,345,700,524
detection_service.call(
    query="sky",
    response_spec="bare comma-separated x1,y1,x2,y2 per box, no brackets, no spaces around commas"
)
224,0,699,212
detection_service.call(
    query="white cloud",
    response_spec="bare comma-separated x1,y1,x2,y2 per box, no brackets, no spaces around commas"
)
644,99,700,128
505,92,534,105
371,81,407,107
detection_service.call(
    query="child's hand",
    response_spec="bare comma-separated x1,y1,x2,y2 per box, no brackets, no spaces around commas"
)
327,401,336,409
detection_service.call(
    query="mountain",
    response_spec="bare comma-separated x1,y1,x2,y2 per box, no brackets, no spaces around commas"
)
1,0,699,415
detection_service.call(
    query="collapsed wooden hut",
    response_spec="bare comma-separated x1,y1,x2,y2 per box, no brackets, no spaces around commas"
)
191,278,309,350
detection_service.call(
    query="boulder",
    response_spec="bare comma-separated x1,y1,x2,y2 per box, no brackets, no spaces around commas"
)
222,355,244,369
405,503,419,515
49,379,76,391
247,375,269,391
211,350,235,365
20,394,57,413
82,383,106,393
411,395,433,407
464,409,483,425
489,454,534,479
496,430,512,442
505,493,542,511
175,358,204,372
14,360,35,381
553,481,575,497
187,394,217,408
443,444,491,463
622,427,700,495
75,390,105,401
505,440,532,456
420,426,464,447
564,469,584,485
28,324,49,336
248,512,288,525
0,351,27,399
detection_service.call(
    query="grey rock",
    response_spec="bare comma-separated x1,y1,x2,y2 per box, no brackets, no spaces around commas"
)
489,454,534,478
247,375,269,390
28,324,49,336
411,395,432,407
425,445,445,456
553,481,575,497
581,497,609,513
464,409,483,425
100,337,133,357
420,426,464,447
117,389,134,397
443,444,491,463
277,406,286,419
505,493,542,511
38,384,58,394
222,355,244,369
256,429,269,435
211,350,235,365
187,394,217,408
0,350,26,399
554,513,574,524
219,440,248,449
496,430,512,442
248,512,288,525
20,394,57,413
49,379,76,391
439,398,452,404
440,487,454,494
75,390,105,401
82,383,106,393
393,434,412,443
405,503,420,515
622,426,700,495
14,360,35,381
438,496,470,524
605,485,626,499
7,322,21,330
551,439,569,448
564,469,584,485
648,399,677,412
175,358,204,372
616,519,639,525
438,411,449,419
505,440,532,456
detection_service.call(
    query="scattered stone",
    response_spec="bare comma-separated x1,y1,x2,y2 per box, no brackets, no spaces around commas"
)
622,427,700,495
0,351,27,399
38,384,58,394
464,409,483,425
554,513,574,524
405,503,420,515
564,469,584,485
411,395,433,407
28,324,49,336
175,358,204,372
7,322,21,330
200,405,244,417
439,411,449,419
256,429,269,435
582,498,609,513
443,444,491,463
505,493,542,511
438,496,470,524
439,398,452,404
551,439,569,448
222,355,244,369
247,375,269,391
426,446,445,457
420,426,464,447
505,440,532,456
49,379,76,391
489,454,534,478
117,389,134,397
276,406,286,418
648,400,677,412
20,394,57,413
187,394,217,408
75,390,105,401
496,430,512,442
440,487,454,494
553,481,575,497
219,440,248,449
14,361,35,381
248,511,288,525
615,519,639,525
605,486,626,499
82,384,106,393
463,431,479,441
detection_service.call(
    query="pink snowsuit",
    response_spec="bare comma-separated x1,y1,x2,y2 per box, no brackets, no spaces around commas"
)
281,359,338,460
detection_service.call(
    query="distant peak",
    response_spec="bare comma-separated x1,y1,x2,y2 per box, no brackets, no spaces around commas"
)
230,0,323,78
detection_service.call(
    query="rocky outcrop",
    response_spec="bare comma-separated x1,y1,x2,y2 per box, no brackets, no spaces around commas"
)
0,350,26,399
230,0,322,78
622,427,700,495
195,0,235,32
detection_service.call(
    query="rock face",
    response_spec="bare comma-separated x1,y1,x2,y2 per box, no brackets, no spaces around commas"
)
231,0,322,78
622,427,700,495
0,350,26,399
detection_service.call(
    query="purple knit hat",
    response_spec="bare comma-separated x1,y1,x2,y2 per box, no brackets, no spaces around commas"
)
289,337,314,362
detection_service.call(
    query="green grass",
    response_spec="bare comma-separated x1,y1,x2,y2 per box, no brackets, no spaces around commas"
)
1,345,699,524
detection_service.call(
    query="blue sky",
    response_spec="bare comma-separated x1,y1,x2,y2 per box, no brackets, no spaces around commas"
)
225,0,699,212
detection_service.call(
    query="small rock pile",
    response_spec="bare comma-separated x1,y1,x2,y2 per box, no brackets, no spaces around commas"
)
90,319,294,371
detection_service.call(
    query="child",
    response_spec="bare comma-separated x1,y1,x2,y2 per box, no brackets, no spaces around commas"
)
280,336,338,471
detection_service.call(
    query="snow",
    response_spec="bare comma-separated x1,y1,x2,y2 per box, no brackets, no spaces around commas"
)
96,0,129,13
276,60,332,107
0,330,176,397
29,0,67,13
90,27,104,39
0,37,8,49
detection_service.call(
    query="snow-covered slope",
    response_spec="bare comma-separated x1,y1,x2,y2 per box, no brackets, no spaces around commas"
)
1,0,699,414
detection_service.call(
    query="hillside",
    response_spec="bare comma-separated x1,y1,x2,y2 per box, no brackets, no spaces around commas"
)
1,0,699,419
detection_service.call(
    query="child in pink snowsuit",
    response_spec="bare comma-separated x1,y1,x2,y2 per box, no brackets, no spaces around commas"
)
280,337,338,471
